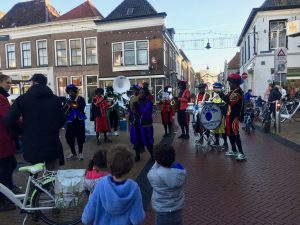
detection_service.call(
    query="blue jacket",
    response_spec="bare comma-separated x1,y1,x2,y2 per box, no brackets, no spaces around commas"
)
82,175,145,225
147,162,186,212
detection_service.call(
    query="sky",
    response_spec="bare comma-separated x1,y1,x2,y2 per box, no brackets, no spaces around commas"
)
1,0,266,73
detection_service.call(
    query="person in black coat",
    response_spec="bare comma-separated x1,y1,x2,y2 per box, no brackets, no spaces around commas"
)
268,83,282,117
5,74,65,170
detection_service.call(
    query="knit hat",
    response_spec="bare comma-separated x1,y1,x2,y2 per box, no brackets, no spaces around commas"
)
29,73,47,85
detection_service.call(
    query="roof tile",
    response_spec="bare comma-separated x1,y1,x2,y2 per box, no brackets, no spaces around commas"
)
104,0,159,21
0,0,59,29
227,52,240,69
56,0,103,21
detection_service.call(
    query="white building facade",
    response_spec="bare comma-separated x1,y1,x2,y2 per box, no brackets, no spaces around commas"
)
238,3,300,98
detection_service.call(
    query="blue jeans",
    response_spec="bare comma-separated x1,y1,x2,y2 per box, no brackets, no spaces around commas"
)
155,210,182,225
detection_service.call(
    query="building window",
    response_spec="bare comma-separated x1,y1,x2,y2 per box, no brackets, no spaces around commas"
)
71,76,83,96
113,43,122,66
247,36,250,60
70,39,82,66
85,38,97,65
163,41,167,66
136,41,148,65
55,40,67,66
21,42,31,67
86,75,98,104
126,8,134,16
269,20,287,49
124,42,135,65
6,44,16,68
112,40,149,67
253,27,256,55
56,77,68,96
154,78,163,102
37,40,48,66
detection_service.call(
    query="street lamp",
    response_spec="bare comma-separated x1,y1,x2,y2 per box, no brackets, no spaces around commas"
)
205,39,211,49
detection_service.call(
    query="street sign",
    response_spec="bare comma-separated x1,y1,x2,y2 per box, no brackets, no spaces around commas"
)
274,47,287,74
242,72,248,79
273,73,287,83
151,56,157,64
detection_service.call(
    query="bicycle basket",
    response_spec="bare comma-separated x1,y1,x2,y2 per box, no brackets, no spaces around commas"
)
54,169,86,208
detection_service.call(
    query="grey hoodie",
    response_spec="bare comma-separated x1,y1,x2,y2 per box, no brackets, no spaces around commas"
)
147,162,187,212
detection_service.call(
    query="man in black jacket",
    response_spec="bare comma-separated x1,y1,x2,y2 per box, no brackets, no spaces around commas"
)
268,83,282,117
5,74,65,170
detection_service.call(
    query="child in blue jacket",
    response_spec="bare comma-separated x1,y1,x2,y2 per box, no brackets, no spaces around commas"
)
82,145,145,225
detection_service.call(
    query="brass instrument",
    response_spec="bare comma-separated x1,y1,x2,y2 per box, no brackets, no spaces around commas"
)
70,100,79,108
107,97,118,109
170,99,176,106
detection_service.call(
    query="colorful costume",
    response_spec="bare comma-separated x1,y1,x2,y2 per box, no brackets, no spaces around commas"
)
159,86,175,137
210,82,228,148
129,86,154,161
177,81,190,139
64,88,86,158
93,95,110,133
219,74,245,160
106,86,120,134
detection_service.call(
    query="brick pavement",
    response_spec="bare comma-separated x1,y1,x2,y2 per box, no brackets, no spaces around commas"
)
0,117,164,225
143,122,300,224
1,114,300,225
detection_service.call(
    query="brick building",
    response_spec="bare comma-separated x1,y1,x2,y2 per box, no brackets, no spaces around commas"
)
0,0,194,103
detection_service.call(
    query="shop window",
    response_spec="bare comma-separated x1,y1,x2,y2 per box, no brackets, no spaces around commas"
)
71,76,83,96
57,77,68,96
86,75,98,104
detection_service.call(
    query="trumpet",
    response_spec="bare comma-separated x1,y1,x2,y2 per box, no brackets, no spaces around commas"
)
70,100,79,108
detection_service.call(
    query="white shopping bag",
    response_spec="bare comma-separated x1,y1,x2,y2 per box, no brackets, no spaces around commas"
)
54,169,86,208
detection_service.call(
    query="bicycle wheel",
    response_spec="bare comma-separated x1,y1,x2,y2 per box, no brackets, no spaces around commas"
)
32,183,88,225
246,123,251,134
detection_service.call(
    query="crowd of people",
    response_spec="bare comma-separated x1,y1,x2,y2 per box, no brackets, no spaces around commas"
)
0,71,277,224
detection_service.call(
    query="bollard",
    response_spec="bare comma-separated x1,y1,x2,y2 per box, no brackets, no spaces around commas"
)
275,100,281,133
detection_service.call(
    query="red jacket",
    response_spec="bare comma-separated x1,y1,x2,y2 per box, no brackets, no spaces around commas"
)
0,89,16,159
178,89,190,110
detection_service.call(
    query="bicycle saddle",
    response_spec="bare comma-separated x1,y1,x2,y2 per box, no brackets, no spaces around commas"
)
19,163,45,175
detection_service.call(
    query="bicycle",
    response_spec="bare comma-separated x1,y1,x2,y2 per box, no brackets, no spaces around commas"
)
243,111,253,134
279,99,300,121
260,102,272,133
0,163,88,225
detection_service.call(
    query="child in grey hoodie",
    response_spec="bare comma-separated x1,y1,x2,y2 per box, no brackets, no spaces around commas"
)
147,144,187,225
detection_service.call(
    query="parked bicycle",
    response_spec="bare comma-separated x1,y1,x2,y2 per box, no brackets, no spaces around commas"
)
279,98,300,122
243,106,255,134
0,163,88,225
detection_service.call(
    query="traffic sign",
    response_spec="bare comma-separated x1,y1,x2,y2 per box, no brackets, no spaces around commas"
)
242,72,248,79
274,47,287,74
151,56,157,64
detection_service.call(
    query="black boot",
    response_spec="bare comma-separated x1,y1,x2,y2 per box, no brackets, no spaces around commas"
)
147,145,154,161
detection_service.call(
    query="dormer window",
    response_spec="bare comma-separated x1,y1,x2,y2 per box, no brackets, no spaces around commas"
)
126,8,134,16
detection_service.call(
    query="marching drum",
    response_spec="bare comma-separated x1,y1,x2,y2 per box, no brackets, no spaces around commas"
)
195,102,223,130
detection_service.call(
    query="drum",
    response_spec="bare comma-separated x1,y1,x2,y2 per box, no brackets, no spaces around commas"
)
198,102,222,130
